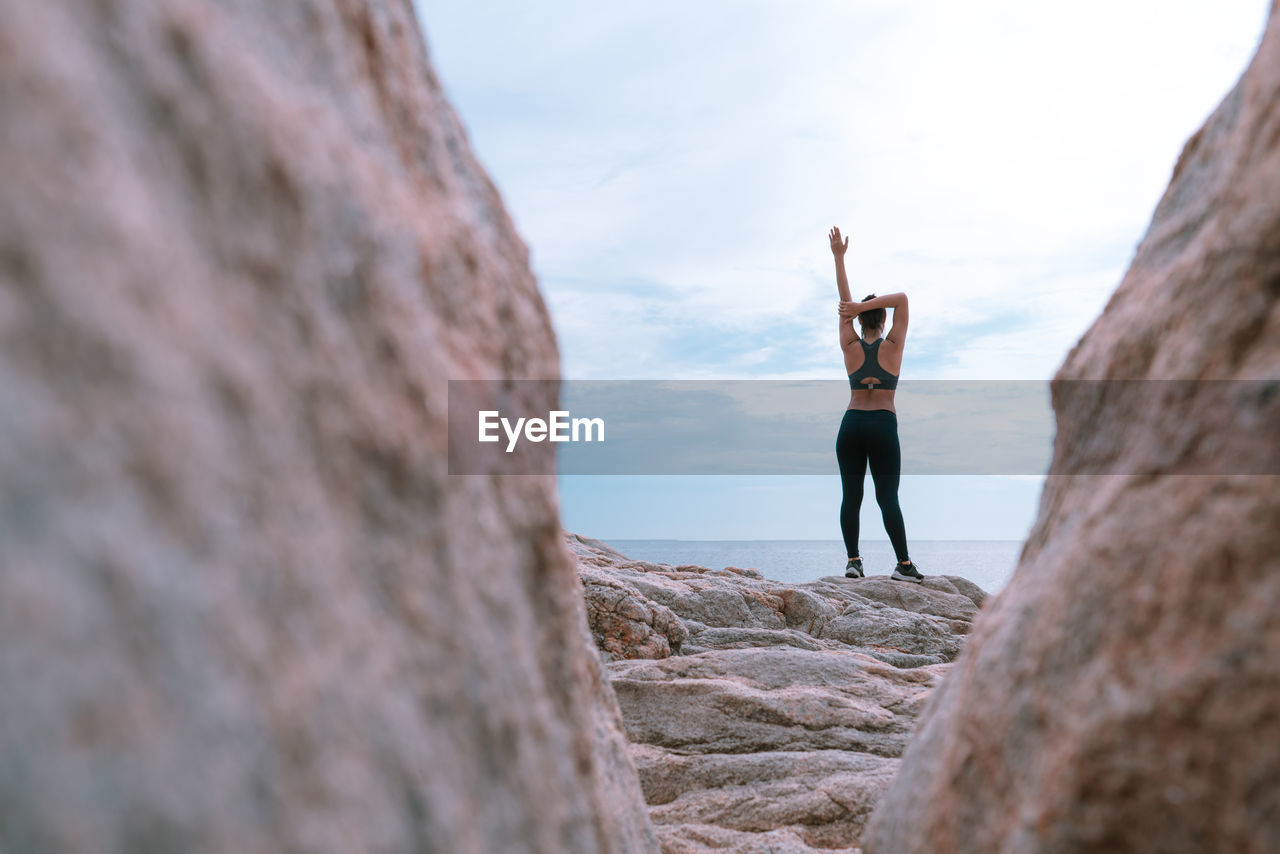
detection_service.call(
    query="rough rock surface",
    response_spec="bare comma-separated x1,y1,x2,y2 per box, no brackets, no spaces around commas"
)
568,534,988,852
0,3,654,853
865,8,1280,854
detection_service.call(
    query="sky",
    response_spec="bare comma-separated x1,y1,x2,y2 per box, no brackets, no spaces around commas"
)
417,0,1269,541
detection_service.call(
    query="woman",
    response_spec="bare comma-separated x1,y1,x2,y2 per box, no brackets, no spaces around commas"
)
829,226,924,583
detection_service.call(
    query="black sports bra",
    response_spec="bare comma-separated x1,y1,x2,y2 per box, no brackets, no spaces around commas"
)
848,338,899,391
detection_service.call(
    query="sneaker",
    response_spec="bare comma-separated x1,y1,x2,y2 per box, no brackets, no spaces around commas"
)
891,561,925,584
844,557,864,578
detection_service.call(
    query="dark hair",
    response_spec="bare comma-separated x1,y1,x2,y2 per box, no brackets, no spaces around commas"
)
858,293,885,331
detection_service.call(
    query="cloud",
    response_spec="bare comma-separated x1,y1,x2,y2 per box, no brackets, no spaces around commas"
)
418,0,1265,383
417,0,1267,537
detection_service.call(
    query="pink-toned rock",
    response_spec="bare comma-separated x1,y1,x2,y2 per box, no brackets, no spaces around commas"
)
865,8,1280,854
573,533,693,660
568,533,989,851
0,2,654,852
611,647,946,758
567,533,985,668
580,566,692,661
635,744,891,853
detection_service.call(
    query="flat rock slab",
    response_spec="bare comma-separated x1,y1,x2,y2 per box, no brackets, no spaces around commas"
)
611,647,946,757
568,532,989,852
634,744,892,853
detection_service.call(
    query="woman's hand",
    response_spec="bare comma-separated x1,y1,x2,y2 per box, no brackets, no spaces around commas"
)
838,300,861,317
829,227,849,257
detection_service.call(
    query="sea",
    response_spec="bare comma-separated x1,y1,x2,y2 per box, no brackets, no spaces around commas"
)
605,539,1025,594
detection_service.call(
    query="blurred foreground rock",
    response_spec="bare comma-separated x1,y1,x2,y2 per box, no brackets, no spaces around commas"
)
865,7,1280,853
568,533,989,853
0,2,654,852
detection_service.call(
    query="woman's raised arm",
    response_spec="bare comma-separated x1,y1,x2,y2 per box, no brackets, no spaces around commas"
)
829,227,852,302
830,228,857,349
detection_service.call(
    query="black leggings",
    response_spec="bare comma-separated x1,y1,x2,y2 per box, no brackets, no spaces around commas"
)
836,409,910,563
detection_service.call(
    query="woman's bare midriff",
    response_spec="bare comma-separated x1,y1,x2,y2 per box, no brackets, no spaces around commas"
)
846,388,896,413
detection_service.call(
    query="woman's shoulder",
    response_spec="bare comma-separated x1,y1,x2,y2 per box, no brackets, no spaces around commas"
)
842,341,865,371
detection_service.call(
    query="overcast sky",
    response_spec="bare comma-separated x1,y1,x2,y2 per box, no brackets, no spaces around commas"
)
417,0,1268,541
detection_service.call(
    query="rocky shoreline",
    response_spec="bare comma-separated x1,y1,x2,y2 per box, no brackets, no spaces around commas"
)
4,0,1275,849
569,533,991,853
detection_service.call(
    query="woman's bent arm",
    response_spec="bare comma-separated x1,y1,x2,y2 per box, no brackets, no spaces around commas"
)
857,293,909,343
851,292,907,313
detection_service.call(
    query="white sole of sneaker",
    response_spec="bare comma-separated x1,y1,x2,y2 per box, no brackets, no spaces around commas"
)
891,572,924,584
